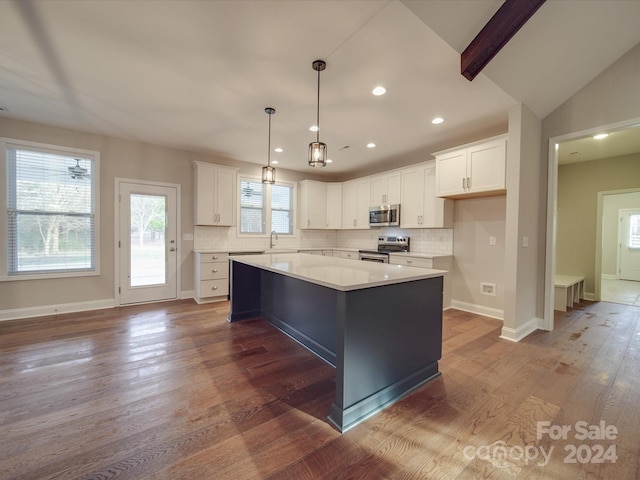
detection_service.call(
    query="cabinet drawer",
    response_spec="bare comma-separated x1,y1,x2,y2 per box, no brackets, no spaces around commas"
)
200,253,229,264
340,251,358,260
200,262,228,280
391,256,433,269
199,279,229,297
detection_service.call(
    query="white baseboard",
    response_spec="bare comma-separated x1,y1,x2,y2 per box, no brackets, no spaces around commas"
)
584,292,595,301
0,298,115,322
450,299,504,320
180,290,195,300
601,274,617,280
500,317,542,342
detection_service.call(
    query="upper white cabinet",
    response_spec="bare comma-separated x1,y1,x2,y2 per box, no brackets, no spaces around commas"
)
193,162,238,226
298,180,327,229
370,172,401,205
342,178,370,229
326,183,343,229
435,135,507,198
401,162,453,228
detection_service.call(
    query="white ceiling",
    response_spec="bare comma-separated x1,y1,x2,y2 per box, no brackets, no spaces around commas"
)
1,0,640,178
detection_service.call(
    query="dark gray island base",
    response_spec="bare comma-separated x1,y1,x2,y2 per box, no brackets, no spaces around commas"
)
228,256,444,432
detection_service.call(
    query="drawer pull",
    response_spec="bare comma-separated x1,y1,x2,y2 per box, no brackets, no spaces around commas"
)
211,286,218,291
406,259,412,264
212,269,218,273
212,256,218,260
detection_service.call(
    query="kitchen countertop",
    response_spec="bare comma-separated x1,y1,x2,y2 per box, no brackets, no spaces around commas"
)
230,252,445,292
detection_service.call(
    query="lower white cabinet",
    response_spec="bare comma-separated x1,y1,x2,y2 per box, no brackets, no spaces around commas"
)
194,252,229,303
389,254,452,308
340,250,358,260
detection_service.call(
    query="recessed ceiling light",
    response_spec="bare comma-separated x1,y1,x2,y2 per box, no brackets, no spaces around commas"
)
274,147,283,153
372,86,386,96
593,133,609,140
271,160,279,165
309,125,319,132
326,159,333,164
432,117,444,125
367,143,376,148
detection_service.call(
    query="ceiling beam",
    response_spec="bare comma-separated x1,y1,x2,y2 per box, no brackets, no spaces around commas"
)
461,0,546,81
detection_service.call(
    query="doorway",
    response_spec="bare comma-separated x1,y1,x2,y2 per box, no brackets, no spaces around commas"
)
115,179,179,305
544,118,640,330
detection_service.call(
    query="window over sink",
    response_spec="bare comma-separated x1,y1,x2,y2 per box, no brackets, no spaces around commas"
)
239,177,293,235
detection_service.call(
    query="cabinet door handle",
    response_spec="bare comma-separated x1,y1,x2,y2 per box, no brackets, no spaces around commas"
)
462,178,466,190
407,259,412,264
212,286,218,290
467,177,471,190
307,219,310,227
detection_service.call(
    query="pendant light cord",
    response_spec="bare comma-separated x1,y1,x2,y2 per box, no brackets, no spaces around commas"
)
316,67,320,143
267,112,272,167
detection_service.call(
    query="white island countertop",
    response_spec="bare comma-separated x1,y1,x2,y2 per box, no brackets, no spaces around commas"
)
230,252,446,292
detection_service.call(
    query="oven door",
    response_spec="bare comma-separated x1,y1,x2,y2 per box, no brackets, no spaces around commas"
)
358,251,389,263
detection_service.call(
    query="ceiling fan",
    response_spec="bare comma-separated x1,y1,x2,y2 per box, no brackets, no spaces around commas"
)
68,159,90,180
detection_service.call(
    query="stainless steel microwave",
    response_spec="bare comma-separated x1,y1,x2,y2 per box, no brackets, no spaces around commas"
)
369,204,400,227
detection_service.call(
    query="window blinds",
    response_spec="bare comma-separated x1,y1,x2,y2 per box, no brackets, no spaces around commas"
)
6,145,96,274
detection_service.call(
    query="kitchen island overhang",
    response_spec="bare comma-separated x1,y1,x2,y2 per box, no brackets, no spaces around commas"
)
228,253,445,432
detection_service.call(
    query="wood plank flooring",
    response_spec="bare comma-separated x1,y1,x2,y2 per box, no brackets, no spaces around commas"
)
1,299,639,479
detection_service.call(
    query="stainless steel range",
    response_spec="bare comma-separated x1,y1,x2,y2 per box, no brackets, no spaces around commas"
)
359,235,410,263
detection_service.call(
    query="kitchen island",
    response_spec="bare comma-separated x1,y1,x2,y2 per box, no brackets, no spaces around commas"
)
228,253,445,432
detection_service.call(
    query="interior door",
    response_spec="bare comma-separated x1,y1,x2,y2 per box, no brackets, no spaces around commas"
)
619,208,640,281
118,181,178,304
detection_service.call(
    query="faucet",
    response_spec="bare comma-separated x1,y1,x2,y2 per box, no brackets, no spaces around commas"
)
270,230,278,249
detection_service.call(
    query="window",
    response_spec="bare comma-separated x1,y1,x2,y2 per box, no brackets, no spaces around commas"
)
239,177,293,235
630,214,640,249
2,139,100,279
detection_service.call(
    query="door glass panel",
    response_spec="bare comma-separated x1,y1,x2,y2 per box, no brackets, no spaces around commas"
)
130,194,166,286
629,214,640,249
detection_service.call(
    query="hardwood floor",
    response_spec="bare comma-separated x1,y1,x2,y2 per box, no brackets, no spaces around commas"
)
1,299,638,479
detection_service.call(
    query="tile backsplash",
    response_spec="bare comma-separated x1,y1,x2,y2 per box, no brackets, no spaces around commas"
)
194,225,452,255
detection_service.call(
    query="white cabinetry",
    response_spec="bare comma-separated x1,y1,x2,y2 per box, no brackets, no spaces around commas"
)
401,162,453,228
370,172,401,205
193,162,238,226
194,252,229,303
298,180,327,229
435,135,507,198
342,178,370,229
326,183,342,229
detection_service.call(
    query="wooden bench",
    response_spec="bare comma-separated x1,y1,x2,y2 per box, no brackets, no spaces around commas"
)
554,274,585,311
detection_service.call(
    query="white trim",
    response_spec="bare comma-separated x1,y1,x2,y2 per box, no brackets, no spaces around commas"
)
602,274,618,280
544,117,640,332
0,298,115,322
180,289,194,300
500,317,541,342
450,299,504,320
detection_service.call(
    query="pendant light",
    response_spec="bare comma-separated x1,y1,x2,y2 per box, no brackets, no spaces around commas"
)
308,59,327,168
262,107,276,184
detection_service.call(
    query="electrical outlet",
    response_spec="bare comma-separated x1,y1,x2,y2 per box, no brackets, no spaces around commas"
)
489,236,497,246
522,236,529,248
480,282,496,296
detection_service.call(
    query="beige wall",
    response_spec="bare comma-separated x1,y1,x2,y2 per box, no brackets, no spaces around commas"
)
451,196,506,315
557,155,640,292
0,117,321,314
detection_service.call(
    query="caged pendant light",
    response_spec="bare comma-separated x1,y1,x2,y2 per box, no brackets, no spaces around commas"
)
262,107,276,184
308,60,327,167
